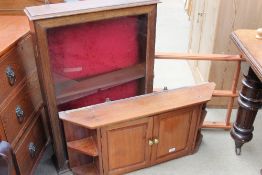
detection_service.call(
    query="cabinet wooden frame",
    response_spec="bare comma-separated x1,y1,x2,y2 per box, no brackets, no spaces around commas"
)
59,83,215,175
25,0,158,171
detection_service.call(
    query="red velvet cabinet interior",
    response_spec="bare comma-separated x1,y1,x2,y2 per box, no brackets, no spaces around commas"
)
25,0,158,171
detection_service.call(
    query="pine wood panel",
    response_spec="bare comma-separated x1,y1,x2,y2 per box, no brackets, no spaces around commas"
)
59,83,214,129
189,0,262,107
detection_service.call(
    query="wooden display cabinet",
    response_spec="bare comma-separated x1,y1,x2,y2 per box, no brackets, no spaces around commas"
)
24,0,158,171
59,83,215,174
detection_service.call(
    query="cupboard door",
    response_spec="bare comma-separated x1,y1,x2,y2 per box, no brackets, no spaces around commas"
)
101,118,153,175
151,106,200,164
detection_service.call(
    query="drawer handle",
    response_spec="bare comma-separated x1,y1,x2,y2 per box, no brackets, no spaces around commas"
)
5,66,16,86
28,142,37,158
15,106,24,123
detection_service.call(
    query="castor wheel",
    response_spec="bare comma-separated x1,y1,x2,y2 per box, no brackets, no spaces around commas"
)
235,147,241,155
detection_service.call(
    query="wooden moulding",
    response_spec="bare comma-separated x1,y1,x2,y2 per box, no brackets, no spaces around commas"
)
59,82,215,129
24,0,159,21
67,136,98,157
155,52,244,61
71,163,99,175
56,63,146,105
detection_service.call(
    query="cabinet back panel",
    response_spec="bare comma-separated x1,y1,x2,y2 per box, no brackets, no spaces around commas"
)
47,15,148,110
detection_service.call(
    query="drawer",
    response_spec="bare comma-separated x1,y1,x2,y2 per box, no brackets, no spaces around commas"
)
14,114,47,175
0,72,43,145
0,35,36,102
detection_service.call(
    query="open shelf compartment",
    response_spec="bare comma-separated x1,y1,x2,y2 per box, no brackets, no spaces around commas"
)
71,163,99,175
67,136,98,157
55,63,145,105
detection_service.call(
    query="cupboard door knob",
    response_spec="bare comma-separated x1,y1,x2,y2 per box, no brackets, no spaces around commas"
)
16,106,24,123
148,140,154,146
28,142,37,158
5,66,16,86
153,138,159,144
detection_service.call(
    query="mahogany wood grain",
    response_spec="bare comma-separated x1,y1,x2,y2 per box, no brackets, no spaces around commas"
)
191,105,206,154
231,30,262,80
56,64,145,105
0,31,36,103
155,52,244,61
62,85,212,174
59,83,215,129
0,16,48,175
144,5,157,93
67,137,98,157
0,123,6,141
27,1,158,170
0,45,27,102
101,118,153,175
14,114,46,175
0,71,43,146
63,121,95,166
96,129,103,175
63,121,94,143
0,16,29,57
151,107,199,165
231,30,262,153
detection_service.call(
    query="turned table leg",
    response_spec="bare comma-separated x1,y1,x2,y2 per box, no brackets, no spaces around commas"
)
230,67,262,155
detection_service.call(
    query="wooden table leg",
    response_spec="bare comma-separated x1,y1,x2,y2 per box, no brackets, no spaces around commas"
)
230,67,262,155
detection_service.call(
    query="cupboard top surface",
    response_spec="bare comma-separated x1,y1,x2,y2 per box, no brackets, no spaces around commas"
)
0,16,29,57
59,83,215,129
24,0,159,21
231,30,262,80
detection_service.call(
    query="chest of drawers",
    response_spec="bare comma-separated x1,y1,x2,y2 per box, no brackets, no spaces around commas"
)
0,16,48,175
